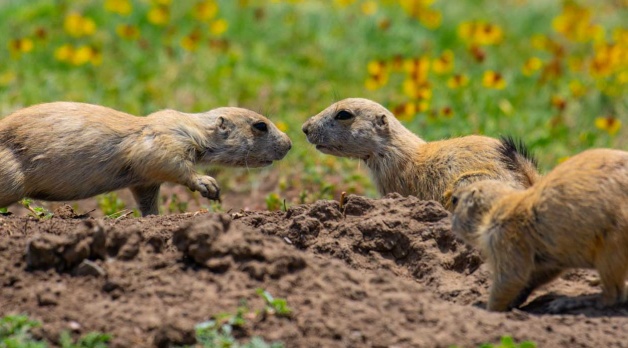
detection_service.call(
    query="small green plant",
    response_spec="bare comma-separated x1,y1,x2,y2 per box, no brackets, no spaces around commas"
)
97,193,126,218
451,336,536,348
265,193,282,211
193,290,290,348
1,315,111,348
166,193,188,214
0,207,8,214
59,331,111,348
256,289,292,317
0,314,46,347
19,199,53,219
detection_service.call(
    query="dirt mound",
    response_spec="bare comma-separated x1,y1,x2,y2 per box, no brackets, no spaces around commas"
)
1,199,628,347
237,194,485,305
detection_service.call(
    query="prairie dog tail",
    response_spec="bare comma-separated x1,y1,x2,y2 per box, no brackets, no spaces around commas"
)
498,136,541,187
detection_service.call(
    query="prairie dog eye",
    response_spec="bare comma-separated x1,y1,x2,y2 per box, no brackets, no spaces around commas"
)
252,122,268,132
334,110,354,120
451,196,459,208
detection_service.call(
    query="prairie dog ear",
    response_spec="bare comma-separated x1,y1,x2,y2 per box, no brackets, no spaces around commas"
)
375,114,388,128
217,116,228,131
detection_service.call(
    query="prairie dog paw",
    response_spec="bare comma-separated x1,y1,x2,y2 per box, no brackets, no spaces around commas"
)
191,176,220,201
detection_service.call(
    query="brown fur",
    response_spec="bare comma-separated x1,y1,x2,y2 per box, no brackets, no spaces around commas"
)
451,149,628,312
0,102,292,216
301,98,539,209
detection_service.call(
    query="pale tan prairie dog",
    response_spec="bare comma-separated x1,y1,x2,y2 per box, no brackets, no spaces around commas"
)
301,98,539,209
0,102,292,216
451,148,628,312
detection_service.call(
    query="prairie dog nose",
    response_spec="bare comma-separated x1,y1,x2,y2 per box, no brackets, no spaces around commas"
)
302,120,310,135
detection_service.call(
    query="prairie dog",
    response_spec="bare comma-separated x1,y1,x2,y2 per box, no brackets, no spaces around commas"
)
301,98,539,209
0,102,292,216
451,148,628,312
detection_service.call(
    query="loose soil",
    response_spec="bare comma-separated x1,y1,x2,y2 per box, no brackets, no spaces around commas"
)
1,194,627,347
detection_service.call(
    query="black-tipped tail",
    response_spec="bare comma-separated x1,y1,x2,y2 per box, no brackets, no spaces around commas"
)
498,135,538,170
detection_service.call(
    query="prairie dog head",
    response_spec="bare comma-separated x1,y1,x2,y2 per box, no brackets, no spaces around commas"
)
301,98,398,160
195,107,292,167
450,180,515,247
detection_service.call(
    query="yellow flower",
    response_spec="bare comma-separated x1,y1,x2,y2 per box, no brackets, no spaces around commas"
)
365,72,388,90
361,1,377,15
404,57,430,82
617,71,628,85
210,19,228,35
8,38,34,58
153,0,172,5
148,6,169,26
54,44,74,62
569,80,586,98
522,57,543,76
447,74,469,89
589,43,624,78
458,21,503,46
105,0,132,15
181,29,202,51
613,28,628,46
418,8,441,29
552,3,601,43
595,117,621,135
276,121,288,132
194,0,218,21
482,70,506,90
64,13,96,37
402,79,431,100
116,24,140,40
367,60,387,76
71,45,93,66
0,71,16,87
432,50,454,74
393,102,417,122
334,0,356,7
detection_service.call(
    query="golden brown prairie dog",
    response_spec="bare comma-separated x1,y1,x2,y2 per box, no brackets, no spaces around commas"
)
301,98,539,209
0,102,292,216
451,148,628,312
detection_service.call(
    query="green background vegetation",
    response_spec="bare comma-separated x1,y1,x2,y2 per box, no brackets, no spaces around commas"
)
0,0,626,207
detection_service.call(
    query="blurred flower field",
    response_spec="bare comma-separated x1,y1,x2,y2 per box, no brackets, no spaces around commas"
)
0,0,627,210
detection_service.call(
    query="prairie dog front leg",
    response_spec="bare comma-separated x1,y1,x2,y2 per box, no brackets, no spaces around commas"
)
187,174,221,201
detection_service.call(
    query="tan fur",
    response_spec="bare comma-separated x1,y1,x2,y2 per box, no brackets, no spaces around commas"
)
451,148,628,312
302,98,539,209
0,102,292,216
